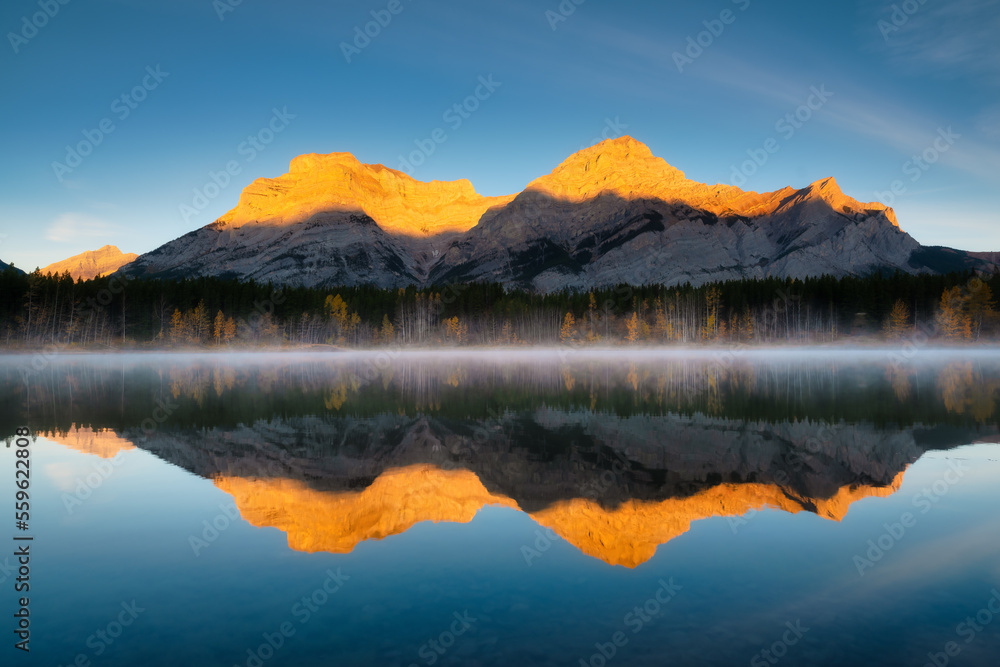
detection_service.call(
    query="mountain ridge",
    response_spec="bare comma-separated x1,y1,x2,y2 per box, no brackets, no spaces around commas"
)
0,258,23,274
119,137,992,290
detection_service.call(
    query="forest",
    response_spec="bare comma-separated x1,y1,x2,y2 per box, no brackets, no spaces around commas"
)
0,265,996,348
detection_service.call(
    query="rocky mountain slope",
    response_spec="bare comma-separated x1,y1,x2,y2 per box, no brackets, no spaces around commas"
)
41,245,138,280
120,137,993,290
971,251,1000,265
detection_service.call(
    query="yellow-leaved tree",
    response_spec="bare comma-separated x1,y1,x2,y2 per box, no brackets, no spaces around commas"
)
626,312,641,344
883,300,911,339
936,287,971,341
560,312,577,343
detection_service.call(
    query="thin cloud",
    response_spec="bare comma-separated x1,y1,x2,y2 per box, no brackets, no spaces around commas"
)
872,0,1000,85
976,105,1000,141
46,213,117,243
688,55,1000,185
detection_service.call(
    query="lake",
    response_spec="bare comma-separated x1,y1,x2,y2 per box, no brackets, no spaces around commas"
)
2,349,999,666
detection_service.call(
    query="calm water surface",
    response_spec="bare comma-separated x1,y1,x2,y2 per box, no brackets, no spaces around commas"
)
1,349,999,667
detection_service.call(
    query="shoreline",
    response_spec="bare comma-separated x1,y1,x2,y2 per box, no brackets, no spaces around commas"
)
1,343,999,360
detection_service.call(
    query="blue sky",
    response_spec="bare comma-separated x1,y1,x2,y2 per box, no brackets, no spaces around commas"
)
1,0,998,270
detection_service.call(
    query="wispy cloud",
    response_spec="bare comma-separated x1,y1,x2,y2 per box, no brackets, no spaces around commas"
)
976,104,1000,141
873,0,1000,85
686,54,1000,185
46,213,117,243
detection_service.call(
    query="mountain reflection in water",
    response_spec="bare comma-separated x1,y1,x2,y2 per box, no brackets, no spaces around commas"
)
13,351,998,569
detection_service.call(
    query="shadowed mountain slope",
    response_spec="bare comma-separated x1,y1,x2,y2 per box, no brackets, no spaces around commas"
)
120,137,992,290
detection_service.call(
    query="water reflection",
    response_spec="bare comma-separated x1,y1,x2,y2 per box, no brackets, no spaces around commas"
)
10,351,998,570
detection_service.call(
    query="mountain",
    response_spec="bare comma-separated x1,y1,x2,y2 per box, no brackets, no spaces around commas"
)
0,259,24,274
123,152,513,288
970,251,1000,266
42,245,138,280
121,137,992,290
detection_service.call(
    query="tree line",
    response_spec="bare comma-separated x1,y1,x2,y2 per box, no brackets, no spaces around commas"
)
0,265,996,348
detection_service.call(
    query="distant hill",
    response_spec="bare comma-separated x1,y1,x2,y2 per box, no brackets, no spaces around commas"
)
969,251,1000,267
0,259,24,275
42,245,138,280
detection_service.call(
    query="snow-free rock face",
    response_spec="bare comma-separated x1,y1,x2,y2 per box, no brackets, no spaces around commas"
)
122,137,990,289
431,138,924,289
41,245,138,280
123,152,514,287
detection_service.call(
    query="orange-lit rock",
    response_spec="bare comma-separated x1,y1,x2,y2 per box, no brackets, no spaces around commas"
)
41,245,138,280
524,137,897,226
43,425,135,459
214,465,518,553
531,471,906,568
217,152,515,238
214,464,907,568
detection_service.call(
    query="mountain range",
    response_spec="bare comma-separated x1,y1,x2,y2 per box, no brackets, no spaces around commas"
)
35,137,999,289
